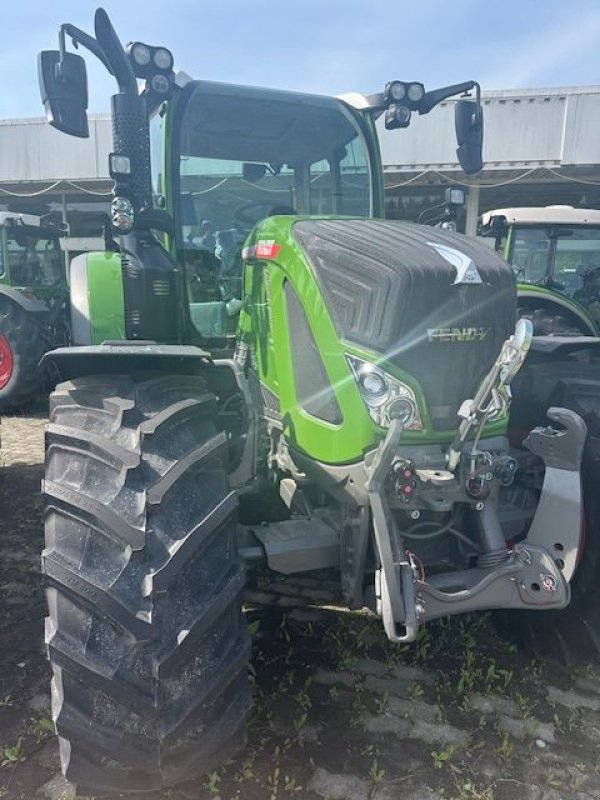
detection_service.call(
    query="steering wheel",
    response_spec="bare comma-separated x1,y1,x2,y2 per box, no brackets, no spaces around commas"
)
234,201,279,227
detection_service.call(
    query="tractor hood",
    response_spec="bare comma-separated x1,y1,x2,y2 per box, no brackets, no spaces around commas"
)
292,219,516,431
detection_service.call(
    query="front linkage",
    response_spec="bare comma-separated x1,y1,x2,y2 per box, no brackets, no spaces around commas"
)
366,321,586,642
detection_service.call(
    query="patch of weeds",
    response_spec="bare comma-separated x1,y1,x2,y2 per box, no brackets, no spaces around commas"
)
553,706,581,735
484,659,513,694
349,698,365,728
452,778,494,800
547,771,568,789
374,691,389,714
360,743,377,757
498,730,514,760
1,739,25,767
431,742,459,769
267,763,281,799
408,682,424,700
283,773,301,792
235,755,257,783
294,683,312,712
292,712,308,736
369,758,386,785
514,691,535,718
457,639,479,697
29,714,54,743
412,626,432,665
205,770,221,796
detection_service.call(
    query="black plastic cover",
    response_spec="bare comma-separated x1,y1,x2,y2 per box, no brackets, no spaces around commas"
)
284,281,343,425
293,219,516,431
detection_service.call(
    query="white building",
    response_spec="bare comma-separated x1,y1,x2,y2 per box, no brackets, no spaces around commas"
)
0,85,598,237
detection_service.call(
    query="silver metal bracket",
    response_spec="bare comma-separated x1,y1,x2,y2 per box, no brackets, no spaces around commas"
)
367,420,419,642
416,544,569,620
522,406,587,582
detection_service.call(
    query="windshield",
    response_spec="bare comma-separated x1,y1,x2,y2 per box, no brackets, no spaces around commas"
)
4,227,63,286
174,82,373,303
510,225,600,297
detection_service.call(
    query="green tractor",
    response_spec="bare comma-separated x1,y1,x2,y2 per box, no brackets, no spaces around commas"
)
479,206,600,654
480,205,600,335
37,9,592,794
0,212,68,407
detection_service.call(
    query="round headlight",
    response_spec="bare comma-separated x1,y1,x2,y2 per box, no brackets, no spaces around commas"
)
150,74,171,94
388,81,406,101
360,370,387,397
153,48,173,70
131,43,151,66
393,105,411,126
111,196,134,233
387,396,418,427
407,82,425,103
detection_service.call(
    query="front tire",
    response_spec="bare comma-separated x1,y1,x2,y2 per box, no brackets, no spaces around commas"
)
43,374,251,794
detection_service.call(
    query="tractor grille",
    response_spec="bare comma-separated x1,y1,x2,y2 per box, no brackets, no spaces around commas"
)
293,219,516,431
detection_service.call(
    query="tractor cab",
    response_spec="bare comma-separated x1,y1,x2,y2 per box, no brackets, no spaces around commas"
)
168,80,379,338
480,206,600,335
0,212,66,291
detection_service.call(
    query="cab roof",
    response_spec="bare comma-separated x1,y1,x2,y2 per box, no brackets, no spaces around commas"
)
481,206,600,226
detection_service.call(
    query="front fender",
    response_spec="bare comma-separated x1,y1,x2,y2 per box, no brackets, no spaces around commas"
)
0,286,49,314
41,342,212,383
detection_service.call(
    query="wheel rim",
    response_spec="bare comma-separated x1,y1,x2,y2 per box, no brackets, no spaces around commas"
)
0,334,14,389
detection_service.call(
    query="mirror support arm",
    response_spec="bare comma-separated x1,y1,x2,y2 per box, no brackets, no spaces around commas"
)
58,24,113,77
361,81,481,119
419,81,480,114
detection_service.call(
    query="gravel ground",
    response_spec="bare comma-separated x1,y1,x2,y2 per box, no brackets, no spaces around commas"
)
1,408,600,800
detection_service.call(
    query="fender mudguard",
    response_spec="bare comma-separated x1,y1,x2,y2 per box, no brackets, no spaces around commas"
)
0,285,49,314
41,342,212,383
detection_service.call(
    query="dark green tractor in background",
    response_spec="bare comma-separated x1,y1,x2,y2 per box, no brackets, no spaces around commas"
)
479,204,600,657
480,205,600,335
0,212,68,407
36,8,596,794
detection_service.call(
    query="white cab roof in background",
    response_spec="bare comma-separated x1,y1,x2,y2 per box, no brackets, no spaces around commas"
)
481,206,600,226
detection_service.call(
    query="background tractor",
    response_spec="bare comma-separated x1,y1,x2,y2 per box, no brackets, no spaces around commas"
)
480,205,600,658
36,8,595,795
480,205,600,335
0,212,68,407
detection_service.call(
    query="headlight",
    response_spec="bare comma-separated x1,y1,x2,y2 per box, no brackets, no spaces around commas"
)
153,47,174,70
407,82,425,103
387,80,406,101
359,369,387,402
150,74,171,94
131,43,151,66
386,104,411,128
347,355,423,430
111,196,134,233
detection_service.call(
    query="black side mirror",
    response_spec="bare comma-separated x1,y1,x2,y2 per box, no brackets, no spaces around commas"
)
38,51,89,138
455,99,483,175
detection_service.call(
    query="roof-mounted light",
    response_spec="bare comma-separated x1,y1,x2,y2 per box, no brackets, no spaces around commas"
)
406,82,425,103
127,41,174,79
385,104,411,130
130,42,151,67
153,47,173,71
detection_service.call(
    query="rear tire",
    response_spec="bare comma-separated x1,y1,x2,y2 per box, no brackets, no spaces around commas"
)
505,357,600,662
43,374,251,793
0,298,46,408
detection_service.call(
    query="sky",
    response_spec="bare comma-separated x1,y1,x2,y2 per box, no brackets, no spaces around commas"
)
2,0,600,119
